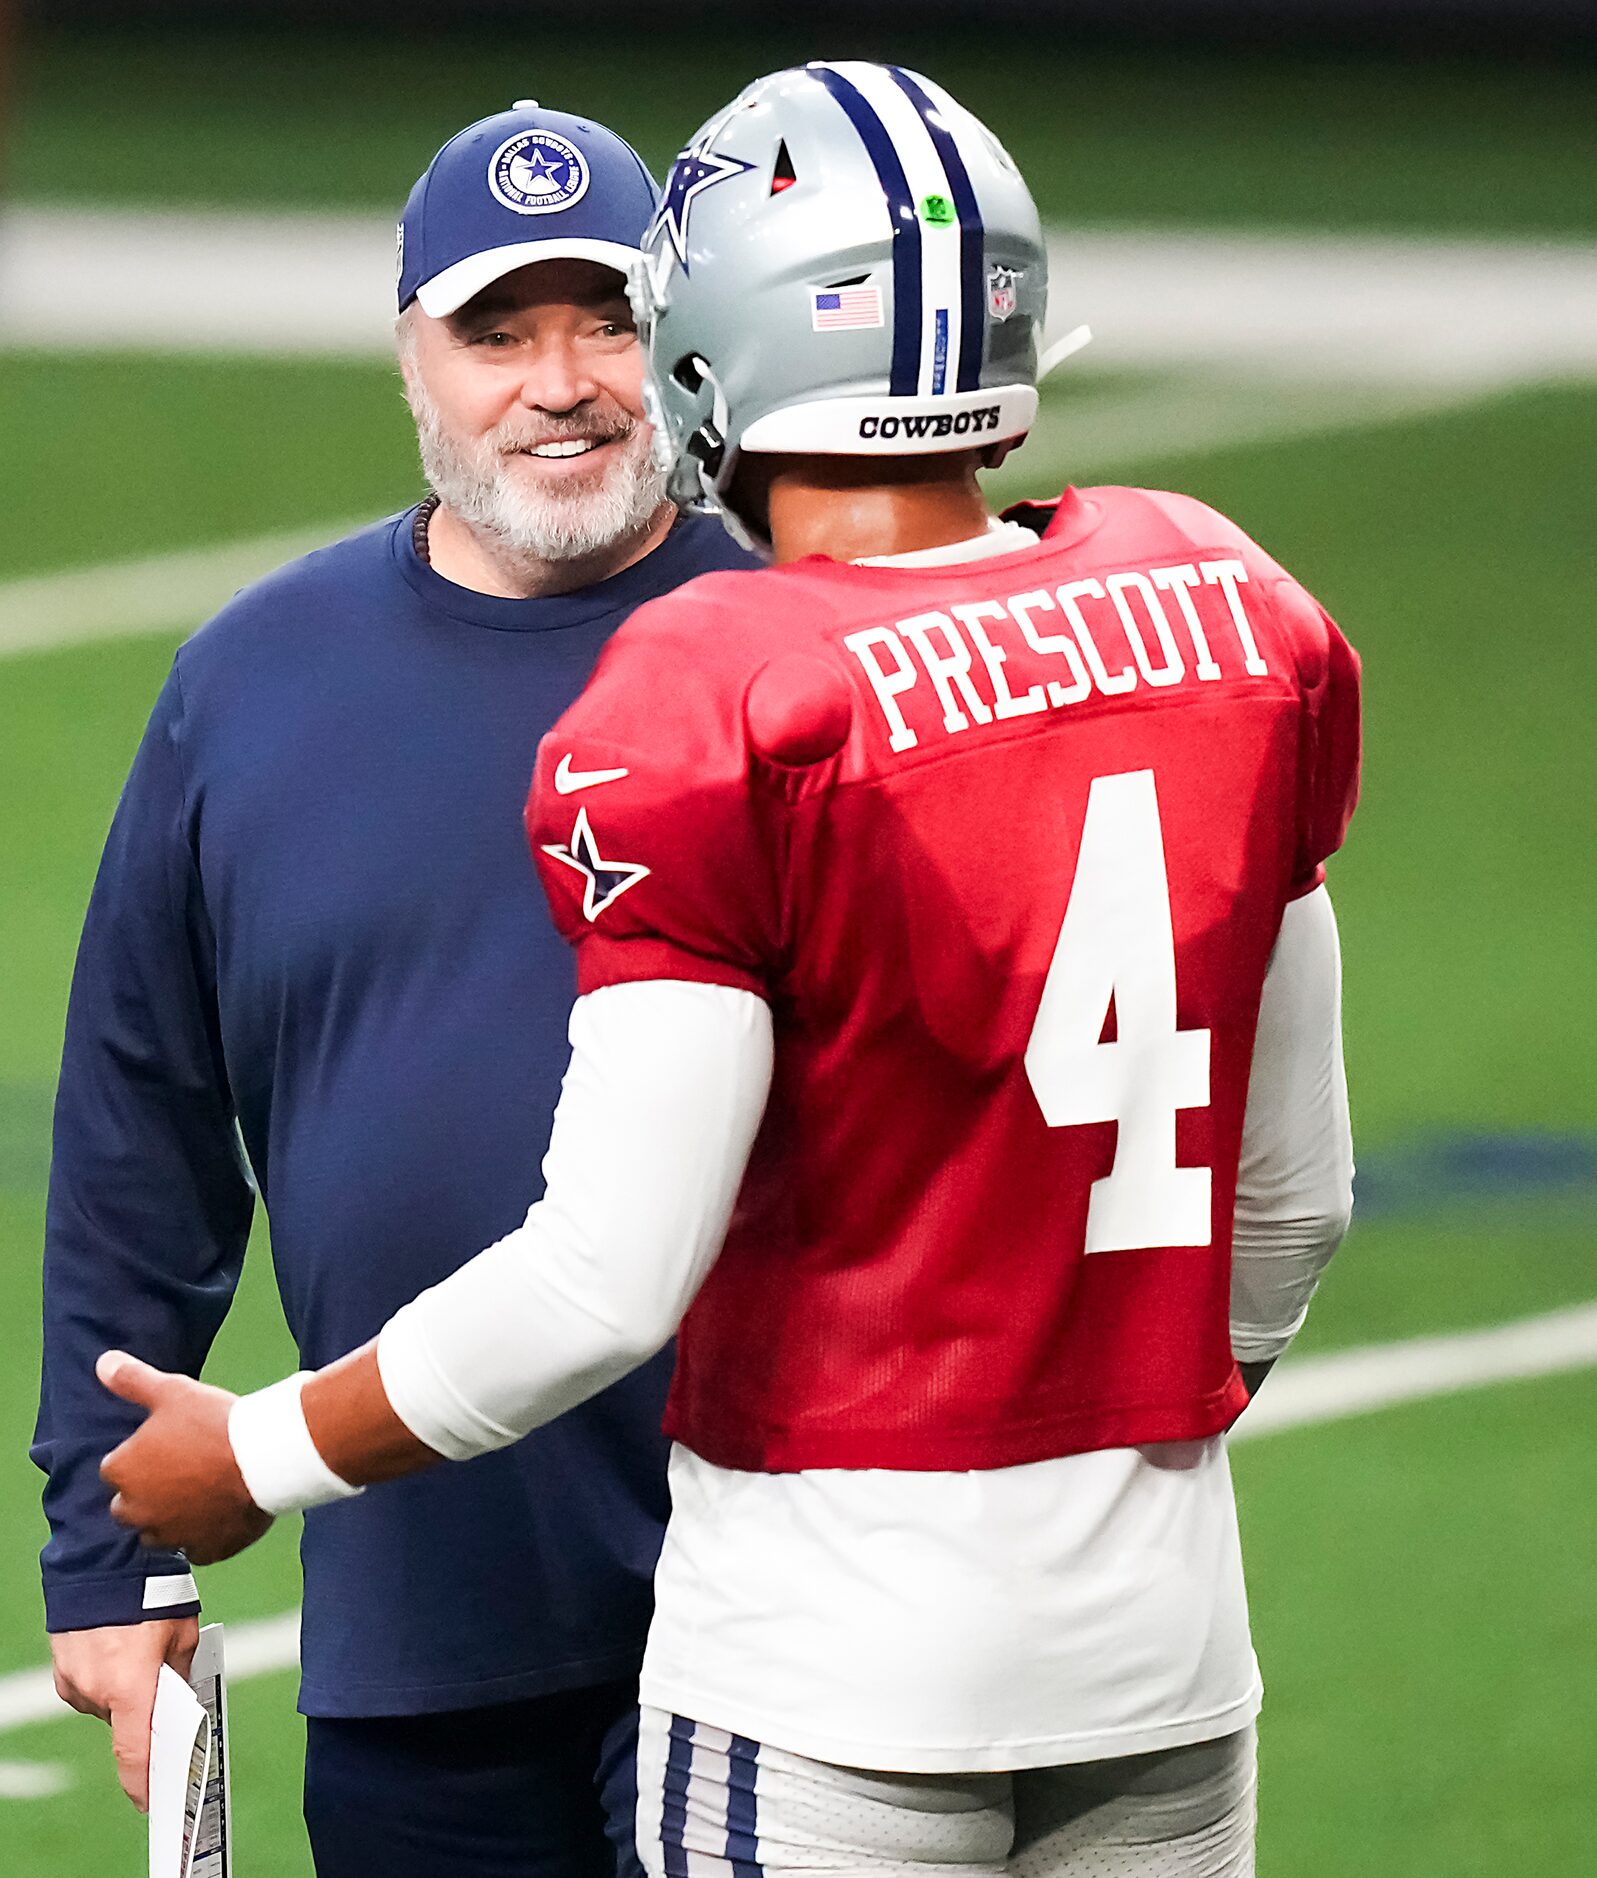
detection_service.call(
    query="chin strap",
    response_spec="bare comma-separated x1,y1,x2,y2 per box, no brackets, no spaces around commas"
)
1037,323,1093,382
693,478,768,557
986,325,1097,469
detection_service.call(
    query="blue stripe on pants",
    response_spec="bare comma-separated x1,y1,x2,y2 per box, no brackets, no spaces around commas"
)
725,1735,763,1878
660,1714,695,1878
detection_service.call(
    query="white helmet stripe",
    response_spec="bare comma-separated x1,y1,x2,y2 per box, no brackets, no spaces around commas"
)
820,60,968,399
887,66,988,393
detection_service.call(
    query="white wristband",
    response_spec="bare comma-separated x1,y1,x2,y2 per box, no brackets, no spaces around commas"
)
227,1373,365,1516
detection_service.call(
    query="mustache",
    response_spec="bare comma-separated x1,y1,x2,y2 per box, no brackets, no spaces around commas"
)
493,413,638,456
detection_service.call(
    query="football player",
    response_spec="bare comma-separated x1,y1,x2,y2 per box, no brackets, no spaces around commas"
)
97,63,1358,1878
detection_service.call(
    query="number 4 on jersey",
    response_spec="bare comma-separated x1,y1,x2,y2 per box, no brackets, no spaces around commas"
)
1024,769,1213,1253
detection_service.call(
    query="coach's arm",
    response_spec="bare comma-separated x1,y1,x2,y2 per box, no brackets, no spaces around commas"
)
33,667,255,1809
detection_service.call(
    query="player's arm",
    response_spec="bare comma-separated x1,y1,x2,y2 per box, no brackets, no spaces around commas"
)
1230,884,1354,1396
321,977,772,1470
1230,572,1361,1395
98,977,774,1547
35,666,254,1807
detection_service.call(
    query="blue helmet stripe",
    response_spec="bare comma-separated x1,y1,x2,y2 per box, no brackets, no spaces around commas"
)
809,64,923,397
887,67,986,393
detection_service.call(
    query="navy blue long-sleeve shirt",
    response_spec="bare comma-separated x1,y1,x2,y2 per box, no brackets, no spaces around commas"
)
32,505,756,1715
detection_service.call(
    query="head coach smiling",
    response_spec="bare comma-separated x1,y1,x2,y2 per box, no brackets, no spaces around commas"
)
33,103,757,1876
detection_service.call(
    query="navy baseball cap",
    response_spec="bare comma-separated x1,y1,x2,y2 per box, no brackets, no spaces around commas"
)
398,102,659,317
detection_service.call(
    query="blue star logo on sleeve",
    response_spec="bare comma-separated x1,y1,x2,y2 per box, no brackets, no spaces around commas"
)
541,807,651,922
648,133,757,274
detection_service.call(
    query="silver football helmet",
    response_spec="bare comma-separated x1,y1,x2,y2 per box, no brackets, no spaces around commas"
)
631,62,1047,535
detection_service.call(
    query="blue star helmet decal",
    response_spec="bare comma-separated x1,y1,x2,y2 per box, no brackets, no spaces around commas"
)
648,131,757,275
541,807,651,922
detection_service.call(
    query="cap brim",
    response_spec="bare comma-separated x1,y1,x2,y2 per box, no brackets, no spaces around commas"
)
414,239,644,317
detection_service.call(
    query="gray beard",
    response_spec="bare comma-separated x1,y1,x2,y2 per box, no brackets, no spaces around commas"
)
410,384,669,564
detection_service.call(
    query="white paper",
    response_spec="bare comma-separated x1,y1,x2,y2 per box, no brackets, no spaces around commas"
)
148,1624,231,1878
148,1667,208,1878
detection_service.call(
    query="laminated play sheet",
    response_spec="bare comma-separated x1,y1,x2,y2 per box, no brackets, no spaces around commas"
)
149,1625,231,1878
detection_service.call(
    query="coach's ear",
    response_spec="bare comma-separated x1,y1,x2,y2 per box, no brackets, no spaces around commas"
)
981,439,1019,470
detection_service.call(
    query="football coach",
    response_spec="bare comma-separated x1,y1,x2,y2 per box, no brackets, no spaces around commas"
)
32,103,756,1876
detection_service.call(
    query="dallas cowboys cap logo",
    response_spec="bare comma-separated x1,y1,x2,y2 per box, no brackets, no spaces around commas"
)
648,130,756,275
488,130,591,216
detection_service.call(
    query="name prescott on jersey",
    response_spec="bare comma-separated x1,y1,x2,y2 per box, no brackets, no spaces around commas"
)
845,554,1271,754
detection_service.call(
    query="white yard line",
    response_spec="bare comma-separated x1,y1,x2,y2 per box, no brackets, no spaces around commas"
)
1044,228,1597,390
1234,1300,1597,1437
0,1760,73,1799
5,209,1596,385
0,522,364,657
1,1303,1594,1745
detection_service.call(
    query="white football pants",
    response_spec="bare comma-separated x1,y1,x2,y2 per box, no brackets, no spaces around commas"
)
637,1709,1256,1878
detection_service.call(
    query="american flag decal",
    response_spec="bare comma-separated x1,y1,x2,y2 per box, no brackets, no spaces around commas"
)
811,285,886,332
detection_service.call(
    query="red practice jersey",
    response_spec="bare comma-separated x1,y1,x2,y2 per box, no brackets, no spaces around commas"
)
526,487,1361,1473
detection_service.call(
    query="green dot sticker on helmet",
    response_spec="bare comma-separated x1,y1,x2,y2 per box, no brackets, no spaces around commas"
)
920,194,956,226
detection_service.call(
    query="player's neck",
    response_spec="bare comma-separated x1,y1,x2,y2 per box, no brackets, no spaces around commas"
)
762,457,994,566
426,500,676,600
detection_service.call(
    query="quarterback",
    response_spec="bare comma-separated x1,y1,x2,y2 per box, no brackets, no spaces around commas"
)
99,62,1359,1878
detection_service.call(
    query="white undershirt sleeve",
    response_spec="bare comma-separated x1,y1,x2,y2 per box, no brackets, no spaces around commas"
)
1230,885,1355,1364
376,979,774,1462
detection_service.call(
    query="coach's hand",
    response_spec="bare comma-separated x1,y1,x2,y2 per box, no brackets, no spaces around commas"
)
51,1616,200,1812
98,1351,274,1566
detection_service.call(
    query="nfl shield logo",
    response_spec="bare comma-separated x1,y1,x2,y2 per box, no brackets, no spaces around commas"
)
987,265,1021,321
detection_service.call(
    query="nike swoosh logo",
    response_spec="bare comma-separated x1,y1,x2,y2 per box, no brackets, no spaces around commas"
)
554,754,631,795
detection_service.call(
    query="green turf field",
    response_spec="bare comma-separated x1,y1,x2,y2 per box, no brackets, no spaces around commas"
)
2,29,1593,1875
